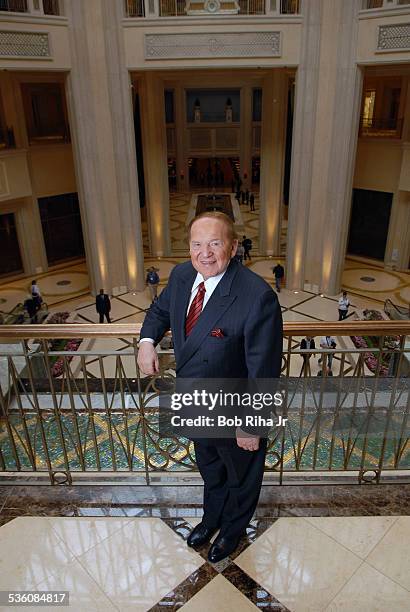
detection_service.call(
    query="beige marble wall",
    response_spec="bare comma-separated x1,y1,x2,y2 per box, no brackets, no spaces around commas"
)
357,10,410,65
123,21,303,70
0,18,71,70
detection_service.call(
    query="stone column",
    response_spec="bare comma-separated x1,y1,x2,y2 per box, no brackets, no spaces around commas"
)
0,72,48,275
385,190,410,270
175,85,189,192
240,86,252,191
139,72,171,257
259,69,287,256
65,0,145,295
286,0,363,294
386,79,410,271
18,196,49,275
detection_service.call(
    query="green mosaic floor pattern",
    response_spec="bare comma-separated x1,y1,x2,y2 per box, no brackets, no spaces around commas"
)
1,411,409,474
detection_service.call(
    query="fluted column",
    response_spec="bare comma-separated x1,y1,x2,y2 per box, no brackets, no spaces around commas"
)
175,85,189,192
139,73,171,257
240,85,252,191
286,0,362,294
385,189,410,270
259,69,287,256
65,0,145,295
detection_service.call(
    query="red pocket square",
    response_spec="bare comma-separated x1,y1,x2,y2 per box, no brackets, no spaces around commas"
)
210,328,224,338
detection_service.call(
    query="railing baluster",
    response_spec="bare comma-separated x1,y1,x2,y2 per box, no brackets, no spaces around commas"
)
41,340,71,478
81,355,101,471
63,357,86,471
0,323,408,485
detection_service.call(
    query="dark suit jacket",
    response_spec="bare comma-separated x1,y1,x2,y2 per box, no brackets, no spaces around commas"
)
96,294,111,314
140,258,282,379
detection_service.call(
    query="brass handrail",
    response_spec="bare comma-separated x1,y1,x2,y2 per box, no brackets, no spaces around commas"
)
0,320,409,339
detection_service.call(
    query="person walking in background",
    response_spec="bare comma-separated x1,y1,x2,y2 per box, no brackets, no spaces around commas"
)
319,335,337,374
235,243,244,264
146,267,160,303
245,189,250,206
272,262,285,292
31,280,42,311
242,235,252,261
249,193,255,211
24,295,38,324
300,336,315,376
338,291,350,320
96,289,111,323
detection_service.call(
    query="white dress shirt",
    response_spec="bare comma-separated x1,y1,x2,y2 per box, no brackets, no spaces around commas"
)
186,270,227,314
338,296,349,311
31,284,41,297
140,268,227,345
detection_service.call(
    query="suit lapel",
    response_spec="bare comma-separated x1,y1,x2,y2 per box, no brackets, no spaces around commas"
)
177,259,239,371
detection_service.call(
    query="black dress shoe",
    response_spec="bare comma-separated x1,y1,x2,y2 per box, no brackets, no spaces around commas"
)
208,532,245,563
187,523,218,548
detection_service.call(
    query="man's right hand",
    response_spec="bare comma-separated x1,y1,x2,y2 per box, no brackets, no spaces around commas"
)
137,342,159,375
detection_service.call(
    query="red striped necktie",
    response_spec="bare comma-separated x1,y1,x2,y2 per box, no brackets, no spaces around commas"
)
185,281,206,337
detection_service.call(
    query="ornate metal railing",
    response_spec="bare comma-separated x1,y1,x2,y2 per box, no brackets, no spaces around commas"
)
0,321,409,486
42,0,60,15
360,117,403,139
0,0,27,12
362,0,410,8
385,299,410,321
124,0,300,17
0,0,60,14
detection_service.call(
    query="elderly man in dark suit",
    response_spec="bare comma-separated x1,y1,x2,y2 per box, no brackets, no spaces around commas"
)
138,212,282,562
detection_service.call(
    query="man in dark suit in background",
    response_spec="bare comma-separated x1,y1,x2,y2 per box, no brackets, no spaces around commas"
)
95,289,111,323
138,212,282,562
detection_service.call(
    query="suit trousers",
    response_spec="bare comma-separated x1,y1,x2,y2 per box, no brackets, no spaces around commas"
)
194,438,267,538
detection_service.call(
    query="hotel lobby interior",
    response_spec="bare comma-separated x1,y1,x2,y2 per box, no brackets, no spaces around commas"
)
1,0,410,610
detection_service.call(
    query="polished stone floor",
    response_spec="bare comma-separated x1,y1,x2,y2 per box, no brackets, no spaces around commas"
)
0,484,410,611
1,189,408,316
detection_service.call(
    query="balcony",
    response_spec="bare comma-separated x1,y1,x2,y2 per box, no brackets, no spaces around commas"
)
124,0,300,18
359,116,403,139
42,0,60,15
362,0,410,9
0,0,27,11
0,320,409,486
0,0,60,15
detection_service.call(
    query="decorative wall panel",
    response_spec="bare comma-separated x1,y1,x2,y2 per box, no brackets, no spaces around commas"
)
377,24,410,51
0,31,50,58
189,128,212,150
215,127,238,149
145,31,281,60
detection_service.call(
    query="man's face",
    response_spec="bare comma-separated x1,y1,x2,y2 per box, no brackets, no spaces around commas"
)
190,217,238,280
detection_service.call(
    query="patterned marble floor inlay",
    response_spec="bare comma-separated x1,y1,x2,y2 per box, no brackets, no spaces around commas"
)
1,501,410,612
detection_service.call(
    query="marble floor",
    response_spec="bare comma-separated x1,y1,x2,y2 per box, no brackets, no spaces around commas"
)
0,483,410,611
0,189,408,320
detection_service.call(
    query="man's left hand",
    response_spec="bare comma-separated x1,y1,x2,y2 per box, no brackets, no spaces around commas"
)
236,427,260,451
